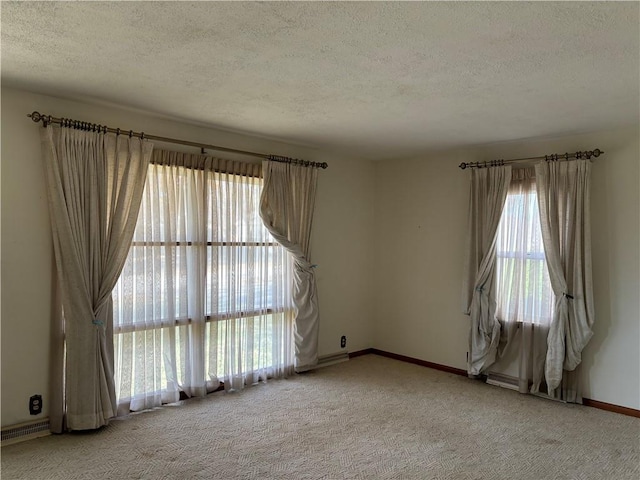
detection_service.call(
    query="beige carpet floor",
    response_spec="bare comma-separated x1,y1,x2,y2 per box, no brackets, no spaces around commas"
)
2,354,639,479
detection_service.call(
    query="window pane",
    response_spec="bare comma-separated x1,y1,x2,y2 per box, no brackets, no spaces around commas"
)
205,245,289,315
495,188,554,324
113,162,293,409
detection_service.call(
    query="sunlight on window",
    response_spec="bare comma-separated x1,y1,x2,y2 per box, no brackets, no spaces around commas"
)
495,189,554,325
112,163,293,410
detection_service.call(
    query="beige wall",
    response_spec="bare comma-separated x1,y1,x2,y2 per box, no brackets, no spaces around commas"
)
0,87,376,426
374,127,640,410
2,85,637,427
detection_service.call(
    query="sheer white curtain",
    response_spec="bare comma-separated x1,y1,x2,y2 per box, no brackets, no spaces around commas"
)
113,150,293,413
494,168,554,394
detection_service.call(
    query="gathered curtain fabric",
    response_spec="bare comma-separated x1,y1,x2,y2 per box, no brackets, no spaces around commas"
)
40,126,151,432
462,166,511,375
260,161,319,371
112,151,294,413
535,159,594,393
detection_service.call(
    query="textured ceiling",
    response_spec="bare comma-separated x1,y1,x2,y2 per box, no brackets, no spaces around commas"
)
2,1,638,160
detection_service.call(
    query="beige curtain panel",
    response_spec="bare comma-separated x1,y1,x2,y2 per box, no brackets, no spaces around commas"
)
260,161,320,371
535,159,595,393
462,166,511,375
40,126,152,431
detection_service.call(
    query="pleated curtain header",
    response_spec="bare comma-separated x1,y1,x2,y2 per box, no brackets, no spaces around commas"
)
152,149,262,178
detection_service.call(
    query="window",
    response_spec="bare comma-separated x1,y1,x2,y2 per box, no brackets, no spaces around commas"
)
112,159,293,412
494,170,554,325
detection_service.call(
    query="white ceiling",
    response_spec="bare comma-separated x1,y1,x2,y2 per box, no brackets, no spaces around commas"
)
2,1,638,161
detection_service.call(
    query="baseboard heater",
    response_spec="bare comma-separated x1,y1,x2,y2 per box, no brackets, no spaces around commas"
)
318,352,349,368
296,352,349,372
486,372,520,391
486,372,567,405
1,419,51,446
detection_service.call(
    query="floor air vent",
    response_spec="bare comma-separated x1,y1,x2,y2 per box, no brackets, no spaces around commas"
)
1,419,50,446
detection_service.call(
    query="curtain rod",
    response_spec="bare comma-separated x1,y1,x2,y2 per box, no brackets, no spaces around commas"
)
27,111,328,169
458,148,603,170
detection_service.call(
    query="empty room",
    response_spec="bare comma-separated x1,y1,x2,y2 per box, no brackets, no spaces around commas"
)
1,2,638,479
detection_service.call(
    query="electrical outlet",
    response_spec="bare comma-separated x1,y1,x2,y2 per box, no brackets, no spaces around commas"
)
340,335,346,349
29,395,42,415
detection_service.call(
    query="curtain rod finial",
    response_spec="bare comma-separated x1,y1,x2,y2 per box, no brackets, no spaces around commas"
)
459,162,468,170
28,111,42,123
